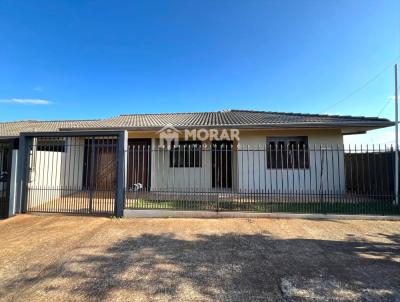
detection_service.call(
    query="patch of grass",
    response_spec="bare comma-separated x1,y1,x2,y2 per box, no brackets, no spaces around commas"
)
127,199,215,211
126,199,400,215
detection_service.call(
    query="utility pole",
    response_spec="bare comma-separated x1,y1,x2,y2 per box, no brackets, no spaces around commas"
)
395,64,399,205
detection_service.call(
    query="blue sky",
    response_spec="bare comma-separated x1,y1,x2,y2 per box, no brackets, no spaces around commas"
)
0,0,399,143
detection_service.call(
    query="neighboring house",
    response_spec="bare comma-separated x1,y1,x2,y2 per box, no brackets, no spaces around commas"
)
0,110,394,218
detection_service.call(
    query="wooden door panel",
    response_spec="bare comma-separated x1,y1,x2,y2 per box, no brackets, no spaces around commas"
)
83,140,117,190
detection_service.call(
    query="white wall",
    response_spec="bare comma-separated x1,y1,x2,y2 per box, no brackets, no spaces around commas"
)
237,130,345,193
27,137,85,208
151,139,213,191
62,137,85,190
146,130,345,193
8,149,18,216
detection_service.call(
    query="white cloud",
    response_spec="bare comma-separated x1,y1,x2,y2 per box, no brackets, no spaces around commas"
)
0,98,52,105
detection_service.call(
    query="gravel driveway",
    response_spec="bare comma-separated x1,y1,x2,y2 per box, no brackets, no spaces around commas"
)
0,215,399,301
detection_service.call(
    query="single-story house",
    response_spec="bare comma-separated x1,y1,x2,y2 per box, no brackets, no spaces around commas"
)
0,110,395,218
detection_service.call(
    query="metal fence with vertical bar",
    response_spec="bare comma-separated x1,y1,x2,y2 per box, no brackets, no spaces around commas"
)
124,143,400,215
0,141,12,218
25,135,118,214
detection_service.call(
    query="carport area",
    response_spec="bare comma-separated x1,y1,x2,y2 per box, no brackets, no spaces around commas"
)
0,215,399,302
19,131,125,216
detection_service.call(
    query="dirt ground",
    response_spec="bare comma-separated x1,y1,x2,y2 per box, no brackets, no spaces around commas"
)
0,215,399,302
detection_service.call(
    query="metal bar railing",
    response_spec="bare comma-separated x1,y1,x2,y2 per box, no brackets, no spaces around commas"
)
124,143,400,215
25,136,118,214
21,138,400,216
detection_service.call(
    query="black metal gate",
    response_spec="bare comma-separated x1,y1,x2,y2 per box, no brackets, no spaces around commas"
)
0,142,12,218
25,135,118,215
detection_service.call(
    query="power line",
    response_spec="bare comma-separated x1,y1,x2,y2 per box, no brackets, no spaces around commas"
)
377,85,400,117
377,98,392,117
319,55,400,113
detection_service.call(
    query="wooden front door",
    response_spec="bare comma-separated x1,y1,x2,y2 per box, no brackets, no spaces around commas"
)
83,139,117,190
127,139,151,191
212,141,232,188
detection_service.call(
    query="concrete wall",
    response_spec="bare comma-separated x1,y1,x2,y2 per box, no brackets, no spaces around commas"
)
237,129,345,193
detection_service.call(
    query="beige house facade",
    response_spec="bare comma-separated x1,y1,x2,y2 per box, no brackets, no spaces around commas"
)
0,110,394,217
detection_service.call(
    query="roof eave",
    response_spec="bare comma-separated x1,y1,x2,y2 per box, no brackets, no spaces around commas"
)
0,135,20,140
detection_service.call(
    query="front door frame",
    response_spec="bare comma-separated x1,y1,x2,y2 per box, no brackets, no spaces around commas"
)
212,141,233,189
127,138,152,191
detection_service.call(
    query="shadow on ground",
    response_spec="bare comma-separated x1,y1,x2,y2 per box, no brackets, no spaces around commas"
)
1,232,399,301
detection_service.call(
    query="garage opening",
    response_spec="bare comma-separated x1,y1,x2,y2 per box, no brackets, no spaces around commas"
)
25,135,118,215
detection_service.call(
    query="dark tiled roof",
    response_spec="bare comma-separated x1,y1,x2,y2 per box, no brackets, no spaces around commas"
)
0,110,394,137
100,110,393,129
0,120,104,137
